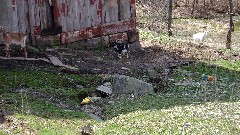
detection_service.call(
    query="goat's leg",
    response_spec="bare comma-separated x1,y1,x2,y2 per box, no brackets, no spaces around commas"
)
23,46,27,59
5,44,10,57
21,42,27,58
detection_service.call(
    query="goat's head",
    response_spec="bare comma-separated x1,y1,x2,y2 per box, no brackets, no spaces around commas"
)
108,40,123,48
204,31,209,36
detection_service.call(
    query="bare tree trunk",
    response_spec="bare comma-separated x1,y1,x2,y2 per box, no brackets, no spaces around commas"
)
229,0,234,32
168,0,173,36
191,0,196,16
226,0,234,49
226,30,232,49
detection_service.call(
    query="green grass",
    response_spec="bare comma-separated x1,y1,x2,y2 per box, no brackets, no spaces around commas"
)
15,114,93,135
0,67,100,134
235,22,240,32
96,102,239,134
0,130,8,135
99,61,240,134
139,29,173,44
0,68,101,97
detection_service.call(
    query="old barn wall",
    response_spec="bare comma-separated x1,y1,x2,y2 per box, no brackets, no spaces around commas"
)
0,0,137,46
0,0,29,33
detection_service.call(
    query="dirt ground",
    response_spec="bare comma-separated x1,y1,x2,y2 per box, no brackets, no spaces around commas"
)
0,38,238,80
0,41,190,77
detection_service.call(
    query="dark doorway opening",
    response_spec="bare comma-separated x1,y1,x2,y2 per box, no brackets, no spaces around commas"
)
41,0,62,36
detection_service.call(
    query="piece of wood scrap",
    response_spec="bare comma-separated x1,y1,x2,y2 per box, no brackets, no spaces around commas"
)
47,55,78,70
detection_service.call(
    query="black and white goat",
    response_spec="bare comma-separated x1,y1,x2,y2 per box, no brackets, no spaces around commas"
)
109,40,129,59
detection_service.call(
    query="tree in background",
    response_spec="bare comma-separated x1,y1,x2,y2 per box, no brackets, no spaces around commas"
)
137,0,173,36
226,0,234,49
168,0,173,36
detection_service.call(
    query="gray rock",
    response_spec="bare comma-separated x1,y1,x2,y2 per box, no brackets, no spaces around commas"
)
112,75,154,96
96,82,112,94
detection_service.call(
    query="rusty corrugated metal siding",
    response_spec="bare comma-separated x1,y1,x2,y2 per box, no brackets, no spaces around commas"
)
0,0,136,45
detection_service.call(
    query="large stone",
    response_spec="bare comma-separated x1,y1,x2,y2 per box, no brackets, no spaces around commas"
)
127,30,139,43
96,82,112,94
112,75,154,96
86,36,109,50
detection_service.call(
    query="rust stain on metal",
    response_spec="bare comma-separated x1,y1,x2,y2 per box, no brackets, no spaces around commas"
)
60,1,66,16
98,0,102,23
34,26,41,35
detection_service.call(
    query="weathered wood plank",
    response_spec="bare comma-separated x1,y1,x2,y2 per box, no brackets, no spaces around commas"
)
24,0,30,33
108,0,118,22
66,0,73,32
18,0,28,33
80,0,87,28
102,0,110,23
73,0,80,30
90,0,101,27
0,0,8,28
85,0,91,28
32,0,40,26
39,0,48,30
120,0,131,20
0,0,137,45
10,0,18,32
60,0,67,32
6,0,14,32
130,0,136,18
0,0,8,43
